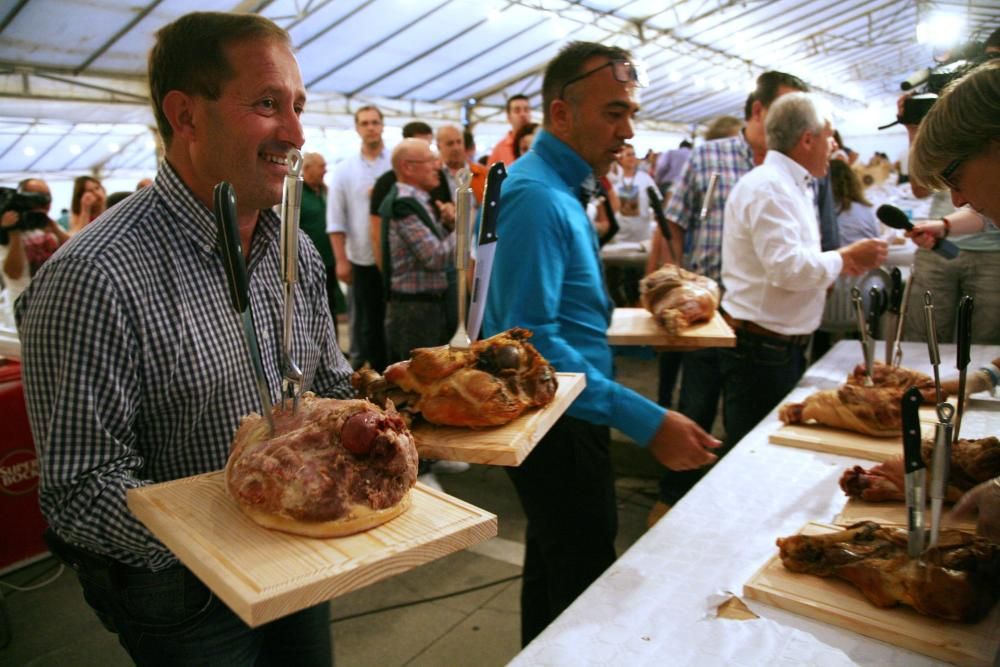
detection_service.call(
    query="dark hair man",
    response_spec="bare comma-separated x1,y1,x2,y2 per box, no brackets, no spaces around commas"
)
16,12,351,663
483,40,721,646
487,93,532,167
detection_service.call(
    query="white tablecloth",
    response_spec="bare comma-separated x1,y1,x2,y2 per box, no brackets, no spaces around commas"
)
511,340,1000,667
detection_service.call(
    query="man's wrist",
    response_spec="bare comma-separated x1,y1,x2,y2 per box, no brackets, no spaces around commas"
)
941,216,951,238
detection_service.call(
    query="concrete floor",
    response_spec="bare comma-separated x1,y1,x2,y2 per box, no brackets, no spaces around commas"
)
0,350,678,667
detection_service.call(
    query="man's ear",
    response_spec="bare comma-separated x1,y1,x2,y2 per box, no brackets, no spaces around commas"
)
549,98,570,134
161,90,197,142
751,99,766,123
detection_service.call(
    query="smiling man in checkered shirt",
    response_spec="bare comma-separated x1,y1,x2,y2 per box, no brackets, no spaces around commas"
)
15,12,351,664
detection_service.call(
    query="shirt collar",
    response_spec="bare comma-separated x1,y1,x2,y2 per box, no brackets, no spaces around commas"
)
155,159,280,259
763,150,813,192
396,181,432,205
531,129,594,192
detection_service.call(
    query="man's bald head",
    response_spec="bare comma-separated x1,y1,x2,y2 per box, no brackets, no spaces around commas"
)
301,152,327,190
436,124,466,170
392,138,440,192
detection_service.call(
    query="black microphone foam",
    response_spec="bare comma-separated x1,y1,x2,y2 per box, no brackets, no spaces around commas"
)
876,204,913,231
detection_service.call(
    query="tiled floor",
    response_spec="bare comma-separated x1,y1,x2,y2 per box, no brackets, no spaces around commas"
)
0,354,676,667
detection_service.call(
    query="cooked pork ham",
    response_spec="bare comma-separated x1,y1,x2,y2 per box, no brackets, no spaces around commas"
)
639,265,719,335
840,436,1000,502
779,384,903,437
354,328,558,428
225,394,418,537
777,521,1000,622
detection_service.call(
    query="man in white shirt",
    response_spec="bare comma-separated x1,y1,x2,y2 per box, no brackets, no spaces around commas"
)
720,91,887,448
327,105,391,370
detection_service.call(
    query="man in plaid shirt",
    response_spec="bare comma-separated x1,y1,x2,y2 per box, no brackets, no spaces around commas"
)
379,138,457,364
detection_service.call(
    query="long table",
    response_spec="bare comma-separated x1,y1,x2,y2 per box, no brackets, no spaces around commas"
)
510,340,1000,666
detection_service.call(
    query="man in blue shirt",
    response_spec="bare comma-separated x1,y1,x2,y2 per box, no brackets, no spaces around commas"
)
484,41,721,645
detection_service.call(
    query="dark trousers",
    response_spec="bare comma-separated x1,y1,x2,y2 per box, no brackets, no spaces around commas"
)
720,331,807,449
47,533,331,666
349,262,387,372
505,416,617,647
384,299,449,365
656,351,683,408
657,348,722,505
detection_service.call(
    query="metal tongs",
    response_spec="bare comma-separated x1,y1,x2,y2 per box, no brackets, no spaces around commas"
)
449,168,475,349
851,287,874,385
279,148,304,412
923,290,953,548
953,295,974,442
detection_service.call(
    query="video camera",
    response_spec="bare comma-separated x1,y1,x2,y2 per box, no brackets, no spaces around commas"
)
892,40,999,126
0,186,52,232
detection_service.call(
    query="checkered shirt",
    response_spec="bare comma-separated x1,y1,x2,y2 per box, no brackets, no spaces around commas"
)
15,161,353,570
663,133,754,283
387,182,455,295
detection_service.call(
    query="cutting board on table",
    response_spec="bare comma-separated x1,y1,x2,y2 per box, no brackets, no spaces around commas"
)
128,474,496,628
412,372,585,466
606,308,735,348
768,422,935,462
744,521,1000,666
833,497,976,532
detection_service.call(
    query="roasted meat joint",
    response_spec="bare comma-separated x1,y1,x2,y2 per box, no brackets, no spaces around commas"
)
353,327,558,427
777,521,1000,623
225,394,419,538
639,265,720,335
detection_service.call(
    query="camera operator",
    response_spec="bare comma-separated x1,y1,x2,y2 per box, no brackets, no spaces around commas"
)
898,30,1000,345
1,178,67,308
906,57,1000,540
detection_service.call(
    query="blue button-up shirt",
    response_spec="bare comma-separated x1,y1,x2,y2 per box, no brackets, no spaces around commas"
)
484,129,665,446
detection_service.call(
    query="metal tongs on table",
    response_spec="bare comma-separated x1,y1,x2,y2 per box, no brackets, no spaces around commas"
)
923,290,953,548
279,148,304,412
851,287,875,385
449,168,475,350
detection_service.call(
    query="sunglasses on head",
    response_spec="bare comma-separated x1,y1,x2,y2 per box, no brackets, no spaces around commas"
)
559,59,649,99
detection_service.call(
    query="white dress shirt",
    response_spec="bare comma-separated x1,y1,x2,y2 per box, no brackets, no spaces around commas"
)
325,149,389,266
721,150,843,335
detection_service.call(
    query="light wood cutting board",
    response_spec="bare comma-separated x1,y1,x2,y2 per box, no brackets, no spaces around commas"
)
412,372,585,466
768,422,935,462
833,497,976,532
606,308,735,348
128,474,496,628
744,521,1000,666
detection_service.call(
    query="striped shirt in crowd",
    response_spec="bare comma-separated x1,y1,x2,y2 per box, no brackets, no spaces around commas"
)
15,161,353,570
387,182,455,296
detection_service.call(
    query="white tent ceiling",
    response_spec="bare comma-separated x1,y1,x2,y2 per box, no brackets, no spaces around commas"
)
0,0,997,179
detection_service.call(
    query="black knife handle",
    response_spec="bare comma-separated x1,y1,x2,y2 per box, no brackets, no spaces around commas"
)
213,182,249,313
647,186,672,241
889,267,903,314
956,295,974,369
901,386,924,473
477,162,507,245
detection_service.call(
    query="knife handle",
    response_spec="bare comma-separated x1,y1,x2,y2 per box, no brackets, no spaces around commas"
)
647,186,672,241
889,267,903,314
901,386,924,473
214,182,249,314
956,295,974,369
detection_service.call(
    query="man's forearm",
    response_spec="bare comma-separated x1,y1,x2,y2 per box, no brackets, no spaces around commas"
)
2,230,26,281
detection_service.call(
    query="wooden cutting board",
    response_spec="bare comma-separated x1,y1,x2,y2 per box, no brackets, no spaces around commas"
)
833,497,976,532
412,372,585,466
768,422,935,462
744,521,1000,666
606,308,735,348
127,474,496,628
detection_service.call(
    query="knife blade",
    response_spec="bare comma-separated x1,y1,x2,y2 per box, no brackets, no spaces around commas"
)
851,287,874,385
953,295,974,442
214,181,274,434
884,268,902,364
467,162,507,342
901,386,926,559
924,291,943,406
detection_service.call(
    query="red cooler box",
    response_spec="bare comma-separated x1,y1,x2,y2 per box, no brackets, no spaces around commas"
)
0,361,49,572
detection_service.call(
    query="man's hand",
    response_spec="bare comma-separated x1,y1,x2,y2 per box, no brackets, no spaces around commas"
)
838,238,888,276
647,410,721,471
1,211,19,229
436,201,456,230
335,261,352,284
951,478,1000,542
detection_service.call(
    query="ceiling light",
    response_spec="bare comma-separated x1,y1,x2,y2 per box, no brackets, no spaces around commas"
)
70,144,81,155
23,146,36,157
916,12,965,48
108,142,120,153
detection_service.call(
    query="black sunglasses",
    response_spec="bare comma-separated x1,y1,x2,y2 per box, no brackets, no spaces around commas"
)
940,157,964,190
559,59,649,99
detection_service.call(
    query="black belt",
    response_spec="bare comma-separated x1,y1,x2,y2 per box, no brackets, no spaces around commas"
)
390,291,445,303
722,313,811,347
44,529,169,587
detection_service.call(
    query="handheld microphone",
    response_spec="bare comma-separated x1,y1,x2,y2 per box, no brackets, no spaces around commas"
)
876,204,959,260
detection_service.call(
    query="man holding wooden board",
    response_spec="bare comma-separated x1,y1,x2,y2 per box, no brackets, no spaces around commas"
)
15,12,352,664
